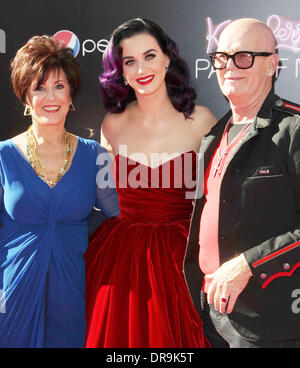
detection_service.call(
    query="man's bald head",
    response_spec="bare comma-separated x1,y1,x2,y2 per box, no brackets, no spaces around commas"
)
218,18,277,53
215,18,279,109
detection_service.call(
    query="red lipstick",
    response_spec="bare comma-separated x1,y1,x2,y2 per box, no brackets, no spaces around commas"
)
136,75,155,85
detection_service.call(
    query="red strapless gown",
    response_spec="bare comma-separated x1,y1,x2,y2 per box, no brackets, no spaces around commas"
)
85,151,210,348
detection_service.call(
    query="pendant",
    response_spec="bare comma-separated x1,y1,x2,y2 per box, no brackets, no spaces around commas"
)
213,159,221,177
213,152,227,178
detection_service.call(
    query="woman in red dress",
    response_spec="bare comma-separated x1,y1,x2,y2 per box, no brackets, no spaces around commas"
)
85,18,217,348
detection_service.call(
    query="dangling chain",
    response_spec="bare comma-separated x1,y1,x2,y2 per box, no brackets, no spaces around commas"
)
26,125,72,188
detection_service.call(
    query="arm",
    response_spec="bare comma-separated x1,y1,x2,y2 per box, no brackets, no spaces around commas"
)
100,113,114,156
0,175,2,229
95,143,119,218
95,113,120,218
207,119,300,313
94,114,119,217
244,119,300,289
0,183,2,209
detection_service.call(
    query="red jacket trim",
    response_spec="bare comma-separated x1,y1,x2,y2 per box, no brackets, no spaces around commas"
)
282,102,300,113
252,241,300,268
262,262,300,289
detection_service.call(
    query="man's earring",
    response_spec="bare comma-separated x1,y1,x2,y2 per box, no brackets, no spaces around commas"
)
24,105,31,116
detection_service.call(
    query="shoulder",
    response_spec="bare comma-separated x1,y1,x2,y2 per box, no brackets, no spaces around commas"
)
77,136,107,155
274,98,300,118
76,137,112,172
10,132,27,146
190,105,218,136
0,139,13,154
1,132,27,154
273,98,300,134
101,110,130,154
101,106,132,133
101,112,122,135
192,105,217,120
0,139,19,174
101,113,116,154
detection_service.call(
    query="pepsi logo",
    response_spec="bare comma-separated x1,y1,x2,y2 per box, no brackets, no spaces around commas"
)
54,30,80,57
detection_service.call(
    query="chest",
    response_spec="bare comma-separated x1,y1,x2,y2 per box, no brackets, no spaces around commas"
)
113,120,200,160
0,145,97,223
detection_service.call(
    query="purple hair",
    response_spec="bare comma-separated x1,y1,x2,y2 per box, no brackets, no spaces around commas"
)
99,18,196,119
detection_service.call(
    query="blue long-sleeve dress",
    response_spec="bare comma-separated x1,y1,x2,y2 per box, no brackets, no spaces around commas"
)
0,137,119,348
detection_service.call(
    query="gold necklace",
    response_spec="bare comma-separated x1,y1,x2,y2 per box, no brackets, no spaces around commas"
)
26,125,72,188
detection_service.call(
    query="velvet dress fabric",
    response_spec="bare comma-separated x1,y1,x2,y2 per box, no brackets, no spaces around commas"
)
85,151,210,348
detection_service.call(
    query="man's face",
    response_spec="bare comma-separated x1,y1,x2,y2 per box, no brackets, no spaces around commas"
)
216,24,276,105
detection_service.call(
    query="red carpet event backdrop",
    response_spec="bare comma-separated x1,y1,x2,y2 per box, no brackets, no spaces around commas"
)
1,0,300,140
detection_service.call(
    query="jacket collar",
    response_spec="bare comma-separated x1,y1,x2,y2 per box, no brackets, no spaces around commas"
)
199,110,231,168
255,88,280,129
199,88,282,166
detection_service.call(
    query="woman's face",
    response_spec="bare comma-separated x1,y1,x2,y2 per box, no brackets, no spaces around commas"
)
120,33,170,97
26,68,71,127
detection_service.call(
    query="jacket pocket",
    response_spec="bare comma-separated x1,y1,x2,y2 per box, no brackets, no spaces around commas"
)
246,165,283,179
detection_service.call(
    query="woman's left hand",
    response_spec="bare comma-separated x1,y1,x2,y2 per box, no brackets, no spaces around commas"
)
205,254,253,314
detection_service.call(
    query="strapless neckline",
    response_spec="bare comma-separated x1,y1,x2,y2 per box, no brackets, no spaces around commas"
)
115,150,196,170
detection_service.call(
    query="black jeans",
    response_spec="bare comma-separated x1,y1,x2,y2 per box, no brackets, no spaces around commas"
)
201,292,300,348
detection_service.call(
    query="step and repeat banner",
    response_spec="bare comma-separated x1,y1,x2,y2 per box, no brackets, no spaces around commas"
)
1,0,300,141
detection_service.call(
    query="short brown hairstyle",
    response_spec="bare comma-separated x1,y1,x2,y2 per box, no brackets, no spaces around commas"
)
10,35,80,104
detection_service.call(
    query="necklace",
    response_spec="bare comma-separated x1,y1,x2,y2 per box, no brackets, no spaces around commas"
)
26,125,72,188
213,118,251,177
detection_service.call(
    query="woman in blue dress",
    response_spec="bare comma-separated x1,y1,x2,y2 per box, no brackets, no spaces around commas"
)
0,35,119,347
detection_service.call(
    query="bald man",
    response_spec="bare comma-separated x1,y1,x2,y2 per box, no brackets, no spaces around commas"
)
184,18,300,348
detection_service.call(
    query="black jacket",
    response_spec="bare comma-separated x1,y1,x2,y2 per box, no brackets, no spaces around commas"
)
184,89,300,341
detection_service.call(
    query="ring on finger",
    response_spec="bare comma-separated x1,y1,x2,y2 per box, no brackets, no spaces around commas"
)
220,296,229,303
